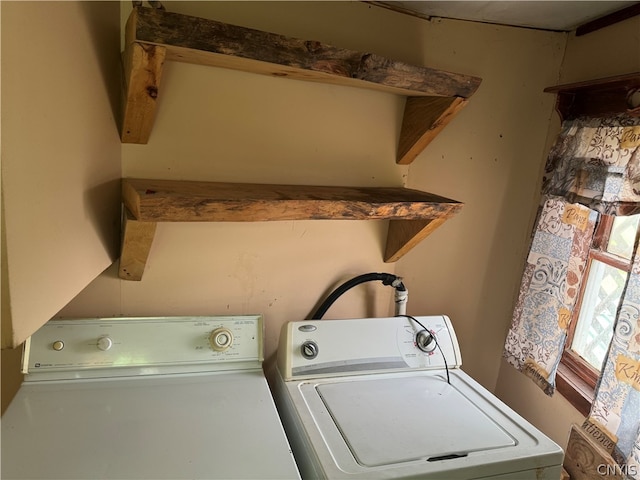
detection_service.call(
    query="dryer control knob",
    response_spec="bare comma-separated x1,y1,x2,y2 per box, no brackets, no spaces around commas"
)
209,328,234,352
97,336,113,351
301,341,319,360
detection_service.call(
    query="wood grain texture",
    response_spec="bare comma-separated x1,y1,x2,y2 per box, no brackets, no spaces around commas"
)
544,73,640,122
122,178,463,222
397,96,467,165
121,41,166,143
556,362,593,417
121,7,481,159
564,424,621,480
384,218,447,262
126,7,481,99
118,210,157,281
120,178,463,279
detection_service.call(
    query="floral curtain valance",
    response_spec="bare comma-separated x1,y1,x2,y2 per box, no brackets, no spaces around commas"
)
503,113,640,479
542,115,640,215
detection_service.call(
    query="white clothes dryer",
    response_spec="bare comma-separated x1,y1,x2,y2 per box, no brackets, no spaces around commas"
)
2,315,301,480
272,315,563,479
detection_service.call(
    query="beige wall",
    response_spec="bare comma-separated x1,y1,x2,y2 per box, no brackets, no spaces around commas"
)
396,17,565,392
1,1,121,347
61,0,414,364
559,15,640,83
57,3,566,380
493,15,640,450
1,1,121,412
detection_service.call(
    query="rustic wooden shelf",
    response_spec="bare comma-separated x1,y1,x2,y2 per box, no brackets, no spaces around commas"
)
119,178,463,280
544,72,640,122
121,6,482,165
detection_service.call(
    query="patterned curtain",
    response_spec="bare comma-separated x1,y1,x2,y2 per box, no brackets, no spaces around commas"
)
542,116,640,216
504,195,598,394
504,114,640,477
584,224,640,477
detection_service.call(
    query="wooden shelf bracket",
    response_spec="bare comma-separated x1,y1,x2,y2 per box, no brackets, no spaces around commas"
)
119,210,157,281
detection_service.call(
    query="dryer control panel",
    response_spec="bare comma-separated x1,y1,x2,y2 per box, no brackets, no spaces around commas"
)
23,315,263,380
277,315,462,380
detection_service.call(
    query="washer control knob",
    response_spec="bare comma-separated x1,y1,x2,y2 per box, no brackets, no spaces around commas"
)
97,336,113,351
209,328,234,352
416,330,436,353
301,341,319,360
52,341,65,351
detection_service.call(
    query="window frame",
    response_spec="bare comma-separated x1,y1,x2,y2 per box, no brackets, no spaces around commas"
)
557,215,634,415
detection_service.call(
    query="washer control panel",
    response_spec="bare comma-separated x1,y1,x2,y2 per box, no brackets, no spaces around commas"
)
277,315,462,380
23,315,263,378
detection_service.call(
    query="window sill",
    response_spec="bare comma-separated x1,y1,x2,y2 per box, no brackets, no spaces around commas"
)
556,362,594,416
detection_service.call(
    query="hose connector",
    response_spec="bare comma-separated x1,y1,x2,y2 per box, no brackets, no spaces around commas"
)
311,272,407,319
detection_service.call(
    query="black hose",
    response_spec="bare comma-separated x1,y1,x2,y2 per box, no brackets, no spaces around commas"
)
311,272,406,320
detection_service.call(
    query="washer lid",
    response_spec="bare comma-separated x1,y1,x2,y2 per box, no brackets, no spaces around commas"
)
316,375,515,467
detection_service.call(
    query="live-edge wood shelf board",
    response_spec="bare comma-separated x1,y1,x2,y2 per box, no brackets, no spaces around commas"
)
119,178,463,280
121,6,482,165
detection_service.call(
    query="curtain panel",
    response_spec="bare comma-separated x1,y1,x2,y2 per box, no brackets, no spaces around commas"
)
585,224,640,476
504,114,640,478
504,195,597,394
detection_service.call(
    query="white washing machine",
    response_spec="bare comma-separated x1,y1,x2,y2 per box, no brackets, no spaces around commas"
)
2,315,301,480
271,315,563,479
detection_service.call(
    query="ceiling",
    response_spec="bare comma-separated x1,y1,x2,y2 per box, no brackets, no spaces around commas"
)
371,1,639,31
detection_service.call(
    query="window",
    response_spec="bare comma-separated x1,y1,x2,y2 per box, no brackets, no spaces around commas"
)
558,214,640,414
